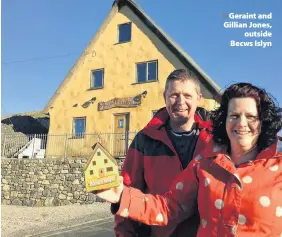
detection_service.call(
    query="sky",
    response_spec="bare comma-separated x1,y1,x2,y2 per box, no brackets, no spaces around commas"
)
2,0,282,117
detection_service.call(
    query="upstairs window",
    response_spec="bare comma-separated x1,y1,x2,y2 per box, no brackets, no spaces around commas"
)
136,61,158,83
118,22,131,43
91,69,104,89
73,117,86,137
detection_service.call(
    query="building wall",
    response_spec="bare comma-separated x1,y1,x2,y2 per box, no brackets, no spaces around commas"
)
46,6,218,156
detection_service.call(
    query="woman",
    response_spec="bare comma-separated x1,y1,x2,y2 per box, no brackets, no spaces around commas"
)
98,83,282,237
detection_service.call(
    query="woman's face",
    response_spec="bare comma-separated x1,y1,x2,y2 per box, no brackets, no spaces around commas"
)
226,97,261,153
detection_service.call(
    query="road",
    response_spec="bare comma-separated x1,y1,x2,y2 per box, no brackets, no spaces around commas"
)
32,217,115,237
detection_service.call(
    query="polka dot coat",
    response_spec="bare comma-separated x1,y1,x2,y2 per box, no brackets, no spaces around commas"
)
117,138,282,237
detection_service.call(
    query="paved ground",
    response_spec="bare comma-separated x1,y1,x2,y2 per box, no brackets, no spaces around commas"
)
1,203,115,237
33,217,115,237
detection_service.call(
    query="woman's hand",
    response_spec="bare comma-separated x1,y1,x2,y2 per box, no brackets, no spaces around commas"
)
96,176,124,203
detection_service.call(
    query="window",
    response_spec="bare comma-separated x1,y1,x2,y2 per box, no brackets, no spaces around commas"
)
118,22,131,43
104,159,108,164
90,170,94,175
136,61,158,83
92,161,96,166
118,119,124,128
91,69,104,89
73,117,86,137
107,167,113,172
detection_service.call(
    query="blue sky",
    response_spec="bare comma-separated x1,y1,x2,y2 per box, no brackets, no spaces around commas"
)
2,0,282,116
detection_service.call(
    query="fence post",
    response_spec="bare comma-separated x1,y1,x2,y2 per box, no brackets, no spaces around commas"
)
2,134,7,157
98,133,101,143
125,130,129,155
32,134,36,158
64,133,68,159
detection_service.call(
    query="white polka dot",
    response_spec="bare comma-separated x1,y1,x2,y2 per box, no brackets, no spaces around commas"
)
276,206,282,217
242,176,253,184
204,178,210,187
181,204,188,212
195,154,202,161
259,196,271,207
269,165,279,171
215,199,224,209
213,145,222,152
201,218,207,228
176,182,183,190
120,208,129,217
238,214,247,224
156,213,164,222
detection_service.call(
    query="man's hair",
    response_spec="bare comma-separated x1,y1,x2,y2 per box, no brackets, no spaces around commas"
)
165,69,201,94
210,82,282,150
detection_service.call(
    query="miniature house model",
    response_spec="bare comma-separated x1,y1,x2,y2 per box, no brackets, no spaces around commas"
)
84,143,120,192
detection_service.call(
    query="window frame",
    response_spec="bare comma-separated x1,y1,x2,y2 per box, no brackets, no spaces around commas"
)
72,117,86,138
135,60,158,84
117,22,132,44
90,69,104,89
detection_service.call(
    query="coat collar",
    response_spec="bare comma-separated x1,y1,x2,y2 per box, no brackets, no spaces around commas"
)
211,136,282,174
144,107,212,132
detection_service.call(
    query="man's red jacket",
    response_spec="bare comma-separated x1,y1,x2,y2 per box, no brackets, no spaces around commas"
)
112,107,213,237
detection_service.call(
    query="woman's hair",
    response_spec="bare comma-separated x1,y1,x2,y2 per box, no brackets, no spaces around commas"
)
210,82,282,150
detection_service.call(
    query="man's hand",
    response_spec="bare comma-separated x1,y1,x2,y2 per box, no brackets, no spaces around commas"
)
96,176,124,203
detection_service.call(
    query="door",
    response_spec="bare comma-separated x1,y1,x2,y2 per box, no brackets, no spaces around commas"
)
98,168,105,178
113,114,129,157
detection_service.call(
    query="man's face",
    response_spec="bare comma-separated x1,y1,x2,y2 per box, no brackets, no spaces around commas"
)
164,80,202,126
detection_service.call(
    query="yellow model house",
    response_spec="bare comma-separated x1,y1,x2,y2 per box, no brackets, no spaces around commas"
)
44,0,221,158
85,143,120,192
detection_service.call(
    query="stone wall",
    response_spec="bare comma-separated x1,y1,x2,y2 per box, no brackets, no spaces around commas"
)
1,157,124,206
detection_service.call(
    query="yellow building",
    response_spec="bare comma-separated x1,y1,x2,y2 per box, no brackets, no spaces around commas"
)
44,0,221,158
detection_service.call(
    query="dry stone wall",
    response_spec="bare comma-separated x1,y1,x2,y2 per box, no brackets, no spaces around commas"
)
1,157,125,206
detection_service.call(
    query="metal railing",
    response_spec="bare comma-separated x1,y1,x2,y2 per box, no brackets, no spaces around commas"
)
1,131,138,158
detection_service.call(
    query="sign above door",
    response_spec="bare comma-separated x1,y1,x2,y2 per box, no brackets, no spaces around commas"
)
98,91,147,111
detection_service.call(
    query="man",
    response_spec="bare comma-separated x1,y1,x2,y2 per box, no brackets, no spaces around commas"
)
112,69,213,237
